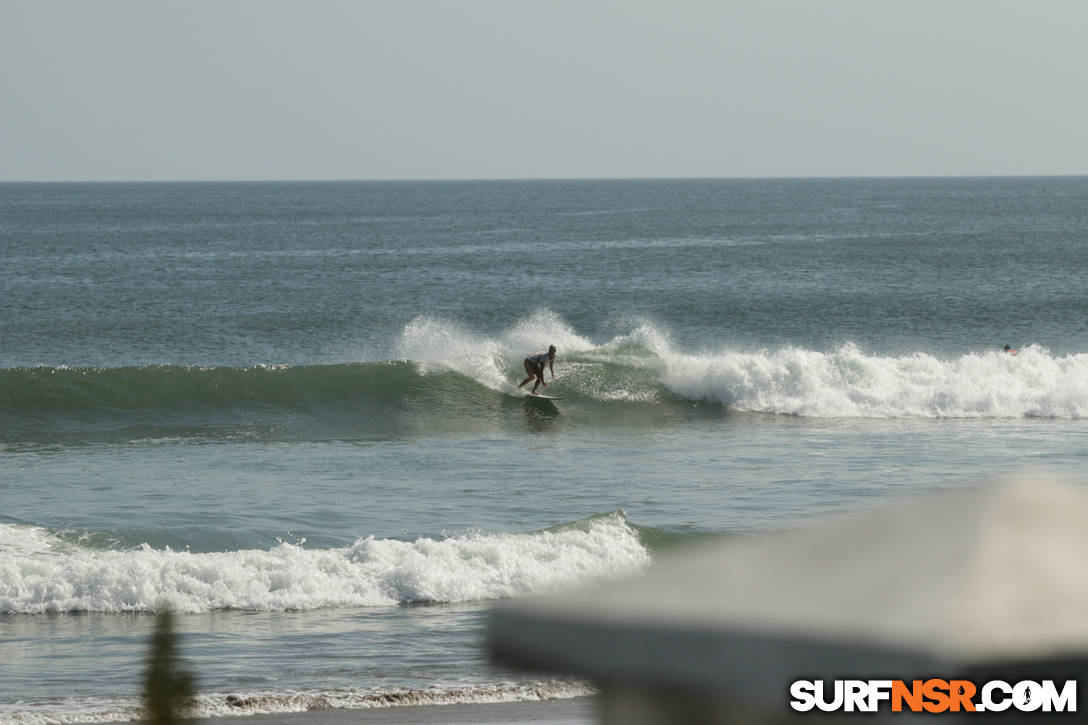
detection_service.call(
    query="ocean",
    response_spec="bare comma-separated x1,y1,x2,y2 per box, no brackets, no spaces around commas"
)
2,177,1086,723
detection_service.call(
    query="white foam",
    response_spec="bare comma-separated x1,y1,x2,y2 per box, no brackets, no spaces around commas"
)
0,698,140,725
0,515,649,614
660,342,1088,418
195,680,594,716
0,681,595,725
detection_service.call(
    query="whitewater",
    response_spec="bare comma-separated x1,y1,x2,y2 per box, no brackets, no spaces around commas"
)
0,514,649,615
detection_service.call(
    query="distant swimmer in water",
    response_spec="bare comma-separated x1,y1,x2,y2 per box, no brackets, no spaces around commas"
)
1004,344,1019,355
517,345,556,395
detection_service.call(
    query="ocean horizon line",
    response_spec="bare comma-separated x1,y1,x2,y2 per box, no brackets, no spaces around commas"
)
2,173,1087,185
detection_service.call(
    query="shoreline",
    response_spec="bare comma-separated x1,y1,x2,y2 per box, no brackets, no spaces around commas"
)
102,697,598,725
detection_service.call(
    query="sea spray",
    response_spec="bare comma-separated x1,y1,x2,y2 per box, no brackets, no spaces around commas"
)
395,316,511,390
500,309,596,359
395,312,595,392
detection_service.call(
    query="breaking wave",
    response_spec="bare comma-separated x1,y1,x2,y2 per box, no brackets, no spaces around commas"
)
0,513,650,614
4,314,1086,445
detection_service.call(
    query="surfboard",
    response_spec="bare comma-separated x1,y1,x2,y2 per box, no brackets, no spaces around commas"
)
525,393,562,400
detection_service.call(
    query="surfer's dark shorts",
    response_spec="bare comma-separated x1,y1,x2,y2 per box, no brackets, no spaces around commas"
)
524,358,544,376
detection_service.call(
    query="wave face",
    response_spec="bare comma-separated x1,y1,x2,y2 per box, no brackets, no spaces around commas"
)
0,361,417,434
0,513,650,614
4,318,1087,443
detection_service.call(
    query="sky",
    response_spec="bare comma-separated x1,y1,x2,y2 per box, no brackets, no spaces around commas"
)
2,0,1086,182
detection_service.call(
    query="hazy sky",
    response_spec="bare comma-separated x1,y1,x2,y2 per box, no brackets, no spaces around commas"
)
3,1,1086,181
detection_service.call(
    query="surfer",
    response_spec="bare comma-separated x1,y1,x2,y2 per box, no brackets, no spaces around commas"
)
517,345,556,395
1004,344,1019,355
